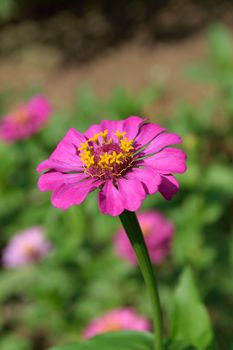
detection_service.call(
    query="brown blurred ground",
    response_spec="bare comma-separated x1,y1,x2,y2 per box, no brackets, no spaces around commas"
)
0,32,210,116
0,0,233,115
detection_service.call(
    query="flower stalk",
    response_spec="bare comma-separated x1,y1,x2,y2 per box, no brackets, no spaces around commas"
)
119,210,163,350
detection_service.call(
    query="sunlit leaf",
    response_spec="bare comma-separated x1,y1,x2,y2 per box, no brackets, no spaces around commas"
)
171,268,213,349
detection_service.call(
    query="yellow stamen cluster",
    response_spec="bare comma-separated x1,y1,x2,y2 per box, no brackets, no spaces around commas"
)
114,130,134,152
78,141,95,168
78,129,134,174
114,130,126,139
88,129,109,144
98,151,123,170
120,137,134,152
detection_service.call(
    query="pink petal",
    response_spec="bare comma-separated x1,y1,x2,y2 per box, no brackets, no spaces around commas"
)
85,120,127,141
51,179,97,210
100,119,125,140
143,148,187,174
98,181,124,216
122,116,143,139
145,132,182,154
37,128,85,173
159,175,179,200
126,167,161,194
28,96,52,120
38,172,86,192
135,123,166,147
37,159,82,173
84,123,103,139
118,178,146,212
50,128,85,164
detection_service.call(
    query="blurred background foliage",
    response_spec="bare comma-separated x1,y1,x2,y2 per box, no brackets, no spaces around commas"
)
0,1,233,350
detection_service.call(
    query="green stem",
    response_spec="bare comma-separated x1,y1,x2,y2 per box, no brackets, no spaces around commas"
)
119,210,163,350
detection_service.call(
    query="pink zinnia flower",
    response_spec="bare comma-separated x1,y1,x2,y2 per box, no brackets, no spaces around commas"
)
2,227,51,268
115,211,174,265
83,308,150,339
0,95,52,142
37,117,187,216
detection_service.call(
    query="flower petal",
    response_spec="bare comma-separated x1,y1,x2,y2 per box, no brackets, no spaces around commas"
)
135,123,166,147
50,128,85,163
85,120,126,141
143,148,187,174
158,175,179,200
100,119,125,140
144,132,182,154
38,172,86,192
51,179,98,210
118,177,146,212
28,96,52,121
37,159,82,173
84,123,103,139
126,167,161,194
122,116,143,139
98,181,124,216
37,128,85,173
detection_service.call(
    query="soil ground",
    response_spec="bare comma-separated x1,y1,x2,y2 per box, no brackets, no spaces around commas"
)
0,31,210,117
2,1,233,117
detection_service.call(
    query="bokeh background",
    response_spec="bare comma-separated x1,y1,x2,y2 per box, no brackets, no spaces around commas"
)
0,1,233,349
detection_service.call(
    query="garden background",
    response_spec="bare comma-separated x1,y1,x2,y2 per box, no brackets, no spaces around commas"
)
0,1,232,349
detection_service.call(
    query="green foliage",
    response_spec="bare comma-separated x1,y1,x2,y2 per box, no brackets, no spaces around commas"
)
187,24,233,82
107,85,162,119
71,85,162,131
187,23,233,117
170,268,213,349
207,23,233,72
0,336,30,350
50,331,153,350
170,195,217,268
0,0,18,22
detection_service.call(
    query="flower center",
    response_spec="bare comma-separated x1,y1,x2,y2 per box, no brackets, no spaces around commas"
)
141,224,151,237
102,320,121,332
78,129,135,179
12,108,30,125
23,244,39,259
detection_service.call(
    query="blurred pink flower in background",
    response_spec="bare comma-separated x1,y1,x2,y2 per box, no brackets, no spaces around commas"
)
2,227,51,268
83,308,150,339
115,211,174,265
37,116,187,216
0,95,52,142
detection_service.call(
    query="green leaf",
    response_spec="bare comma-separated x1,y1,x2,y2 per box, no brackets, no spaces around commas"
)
164,338,197,350
49,331,153,350
171,268,213,350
